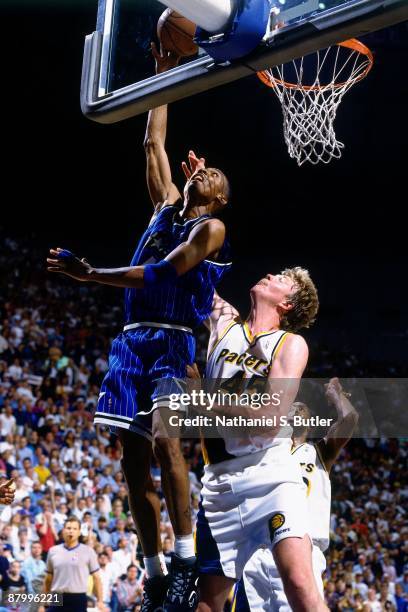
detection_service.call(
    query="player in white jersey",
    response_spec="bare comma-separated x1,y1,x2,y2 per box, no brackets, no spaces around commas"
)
232,378,359,611
193,269,328,612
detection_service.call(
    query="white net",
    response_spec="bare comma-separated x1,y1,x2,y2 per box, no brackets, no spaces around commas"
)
259,41,373,166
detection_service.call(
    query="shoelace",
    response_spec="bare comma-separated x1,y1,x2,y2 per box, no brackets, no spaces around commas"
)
141,582,157,611
168,566,195,601
141,590,153,612
141,577,168,612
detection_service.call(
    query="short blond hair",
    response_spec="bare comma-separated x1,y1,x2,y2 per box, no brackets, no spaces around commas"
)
280,267,319,332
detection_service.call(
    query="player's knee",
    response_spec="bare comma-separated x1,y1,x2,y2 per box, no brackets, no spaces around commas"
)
153,436,183,468
120,455,146,485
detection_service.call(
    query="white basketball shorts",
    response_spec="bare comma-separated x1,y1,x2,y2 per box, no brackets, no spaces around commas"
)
196,442,309,580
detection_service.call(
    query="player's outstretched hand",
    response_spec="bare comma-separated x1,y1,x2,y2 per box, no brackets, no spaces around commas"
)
182,150,206,180
0,478,16,505
151,41,180,74
47,248,93,282
325,377,350,405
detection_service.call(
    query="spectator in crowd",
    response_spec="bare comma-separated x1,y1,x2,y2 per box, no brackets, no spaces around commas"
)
112,536,137,578
35,501,57,557
364,586,387,611
13,527,31,562
0,560,27,606
21,541,46,594
98,551,117,610
0,542,10,582
395,583,408,612
116,564,144,612
34,454,51,485
96,517,111,547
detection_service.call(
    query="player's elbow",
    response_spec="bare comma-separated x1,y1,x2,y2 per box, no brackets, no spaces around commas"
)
346,410,359,429
144,136,162,152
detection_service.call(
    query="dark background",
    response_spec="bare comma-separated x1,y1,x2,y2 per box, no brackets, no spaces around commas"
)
1,4,407,367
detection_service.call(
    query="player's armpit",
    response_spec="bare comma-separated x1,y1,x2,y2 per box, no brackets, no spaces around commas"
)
211,290,239,324
207,291,240,352
165,218,226,276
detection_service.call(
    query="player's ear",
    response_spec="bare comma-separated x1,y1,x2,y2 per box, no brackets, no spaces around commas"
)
278,300,294,314
216,193,228,207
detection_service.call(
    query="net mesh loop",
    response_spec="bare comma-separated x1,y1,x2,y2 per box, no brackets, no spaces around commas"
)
258,40,374,166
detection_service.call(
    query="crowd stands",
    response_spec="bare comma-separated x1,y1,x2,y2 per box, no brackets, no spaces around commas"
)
0,233,406,611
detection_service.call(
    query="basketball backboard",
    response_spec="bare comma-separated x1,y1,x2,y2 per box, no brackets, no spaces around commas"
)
81,0,408,124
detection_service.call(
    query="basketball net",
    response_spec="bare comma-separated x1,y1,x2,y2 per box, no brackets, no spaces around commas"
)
258,40,374,166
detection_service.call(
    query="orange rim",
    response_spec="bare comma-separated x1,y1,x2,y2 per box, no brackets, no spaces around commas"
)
257,39,374,91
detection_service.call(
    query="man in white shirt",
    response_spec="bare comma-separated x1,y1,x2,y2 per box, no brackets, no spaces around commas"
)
112,537,133,578
7,359,23,381
354,572,369,599
363,588,383,612
0,406,17,437
97,551,116,608
16,382,35,403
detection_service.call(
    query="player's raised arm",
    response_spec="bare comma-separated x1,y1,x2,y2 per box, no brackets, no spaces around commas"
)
205,290,239,352
144,44,182,210
317,377,359,472
47,219,225,287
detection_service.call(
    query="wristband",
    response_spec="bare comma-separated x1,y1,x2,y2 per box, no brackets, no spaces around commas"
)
57,249,75,259
144,260,178,287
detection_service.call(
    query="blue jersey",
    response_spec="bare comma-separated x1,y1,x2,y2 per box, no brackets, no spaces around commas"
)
124,205,231,328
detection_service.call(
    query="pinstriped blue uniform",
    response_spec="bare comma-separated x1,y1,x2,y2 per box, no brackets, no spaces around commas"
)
94,204,231,440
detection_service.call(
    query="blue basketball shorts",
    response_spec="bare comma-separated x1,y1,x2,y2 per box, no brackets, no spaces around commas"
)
94,325,195,440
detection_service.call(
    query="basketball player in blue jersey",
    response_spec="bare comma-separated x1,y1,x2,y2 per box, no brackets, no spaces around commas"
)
232,378,359,611
47,46,231,612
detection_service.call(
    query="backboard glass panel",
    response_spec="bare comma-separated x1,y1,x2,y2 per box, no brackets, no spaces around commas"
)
81,0,408,123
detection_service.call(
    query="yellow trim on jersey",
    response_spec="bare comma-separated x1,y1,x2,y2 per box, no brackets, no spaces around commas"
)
208,319,239,359
193,529,197,555
231,586,237,611
201,439,210,466
315,442,329,473
272,331,290,361
242,321,279,345
291,442,306,455
291,443,312,497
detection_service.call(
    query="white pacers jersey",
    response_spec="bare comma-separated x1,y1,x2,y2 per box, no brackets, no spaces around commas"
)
291,442,331,551
205,320,293,457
